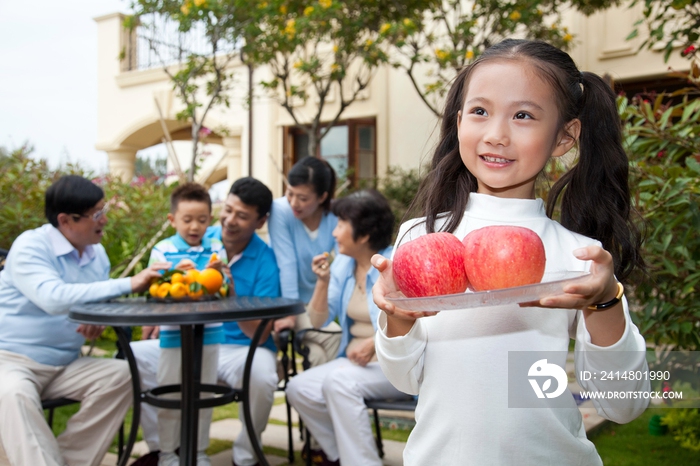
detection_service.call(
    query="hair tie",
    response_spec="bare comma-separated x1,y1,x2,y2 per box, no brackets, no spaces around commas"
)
579,72,584,85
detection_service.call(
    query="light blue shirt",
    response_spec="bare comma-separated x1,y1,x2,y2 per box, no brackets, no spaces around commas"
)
325,246,392,358
205,227,281,353
0,224,132,366
268,196,338,303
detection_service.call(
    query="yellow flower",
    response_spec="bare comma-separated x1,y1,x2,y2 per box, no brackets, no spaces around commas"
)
403,18,413,28
563,33,573,42
259,1,268,8
330,63,340,72
380,23,391,34
280,5,287,14
537,8,543,16
285,18,296,36
435,48,449,61
294,60,303,69
319,0,332,8
551,23,558,30
509,11,521,21
333,44,339,53
365,39,374,49
194,0,206,6
304,6,314,16
181,3,190,15
465,50,474,60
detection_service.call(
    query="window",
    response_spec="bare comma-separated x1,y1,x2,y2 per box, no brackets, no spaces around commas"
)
283,118,376,187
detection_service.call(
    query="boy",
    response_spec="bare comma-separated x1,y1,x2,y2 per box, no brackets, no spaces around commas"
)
145,182,227,466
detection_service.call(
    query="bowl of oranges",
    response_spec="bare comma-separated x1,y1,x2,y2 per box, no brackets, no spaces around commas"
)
148,268,229,302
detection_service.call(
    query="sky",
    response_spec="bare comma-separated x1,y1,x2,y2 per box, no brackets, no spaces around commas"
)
0,0,134,174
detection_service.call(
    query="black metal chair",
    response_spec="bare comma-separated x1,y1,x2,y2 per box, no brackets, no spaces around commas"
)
274,328,298,464
364,397,417,458
0,248,7,271
42,397,80,429
292,327,417,464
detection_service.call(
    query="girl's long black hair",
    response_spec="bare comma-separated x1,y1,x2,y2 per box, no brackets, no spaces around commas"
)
410,39,644,282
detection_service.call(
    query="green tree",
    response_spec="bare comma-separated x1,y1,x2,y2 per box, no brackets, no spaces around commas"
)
381,0,576,117
126,0,248,181
242,0,433,158
135,153,168,180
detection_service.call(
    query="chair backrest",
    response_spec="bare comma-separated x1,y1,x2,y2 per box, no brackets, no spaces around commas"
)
0,248,8,272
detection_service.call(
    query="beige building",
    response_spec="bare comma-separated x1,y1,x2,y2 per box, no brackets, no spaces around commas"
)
95,3,689,195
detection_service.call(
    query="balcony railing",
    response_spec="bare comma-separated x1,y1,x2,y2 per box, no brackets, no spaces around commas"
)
123,14,238,72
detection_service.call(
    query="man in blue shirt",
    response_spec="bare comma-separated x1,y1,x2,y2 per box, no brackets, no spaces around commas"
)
132,177,281,466
0,175,166,466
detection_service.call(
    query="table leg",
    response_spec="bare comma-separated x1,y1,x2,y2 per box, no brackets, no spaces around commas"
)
242,318,272,466
180,324,204,466
114,327,140,466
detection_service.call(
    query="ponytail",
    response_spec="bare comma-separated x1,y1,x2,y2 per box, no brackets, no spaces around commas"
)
547,72,644,281
408,66,479,234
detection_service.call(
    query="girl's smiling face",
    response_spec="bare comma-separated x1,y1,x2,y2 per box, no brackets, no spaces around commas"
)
457,60,579,199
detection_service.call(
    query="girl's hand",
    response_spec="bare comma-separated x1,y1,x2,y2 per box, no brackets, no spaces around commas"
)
311,253,331,282
535,245,621,310
371,255,437,337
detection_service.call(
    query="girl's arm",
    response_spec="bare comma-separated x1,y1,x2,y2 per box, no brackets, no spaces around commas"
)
537,245,625,346
371,254,431,395
544,245,649,422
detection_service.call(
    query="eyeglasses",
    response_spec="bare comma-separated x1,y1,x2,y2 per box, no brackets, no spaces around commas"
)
71,204,110,222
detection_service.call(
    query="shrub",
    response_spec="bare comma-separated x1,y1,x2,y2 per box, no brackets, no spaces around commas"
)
662,408,700,452
619,93,700,352
0,145,174,275
0,145,84,250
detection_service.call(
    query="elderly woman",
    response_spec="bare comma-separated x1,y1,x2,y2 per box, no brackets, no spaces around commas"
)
285,189,411,466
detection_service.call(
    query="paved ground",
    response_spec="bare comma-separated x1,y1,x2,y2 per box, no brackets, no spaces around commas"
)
0,350,607,466
101,389,606,466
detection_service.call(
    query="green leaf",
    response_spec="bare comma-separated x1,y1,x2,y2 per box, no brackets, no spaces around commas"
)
686,156,700,175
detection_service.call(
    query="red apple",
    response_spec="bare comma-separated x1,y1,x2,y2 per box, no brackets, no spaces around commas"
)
393,232,469,297
462,226,546,291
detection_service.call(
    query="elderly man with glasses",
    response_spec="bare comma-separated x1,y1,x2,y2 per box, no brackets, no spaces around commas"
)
0,175,167,466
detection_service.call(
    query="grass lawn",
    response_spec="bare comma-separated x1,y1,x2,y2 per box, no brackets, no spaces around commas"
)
590,407,699,465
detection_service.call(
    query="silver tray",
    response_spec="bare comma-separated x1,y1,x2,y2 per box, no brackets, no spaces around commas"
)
385,271,589,311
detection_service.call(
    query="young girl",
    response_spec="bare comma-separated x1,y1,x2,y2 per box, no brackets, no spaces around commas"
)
371,39,649,465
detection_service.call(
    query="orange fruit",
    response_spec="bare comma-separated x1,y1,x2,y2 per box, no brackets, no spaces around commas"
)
171,272,186,284
170,282,188,299
198,268,224,294
149,283,160,297
218,283,230,297
188,282,204,298
209,253,218,262
156,282,172,298
183,269,200,285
